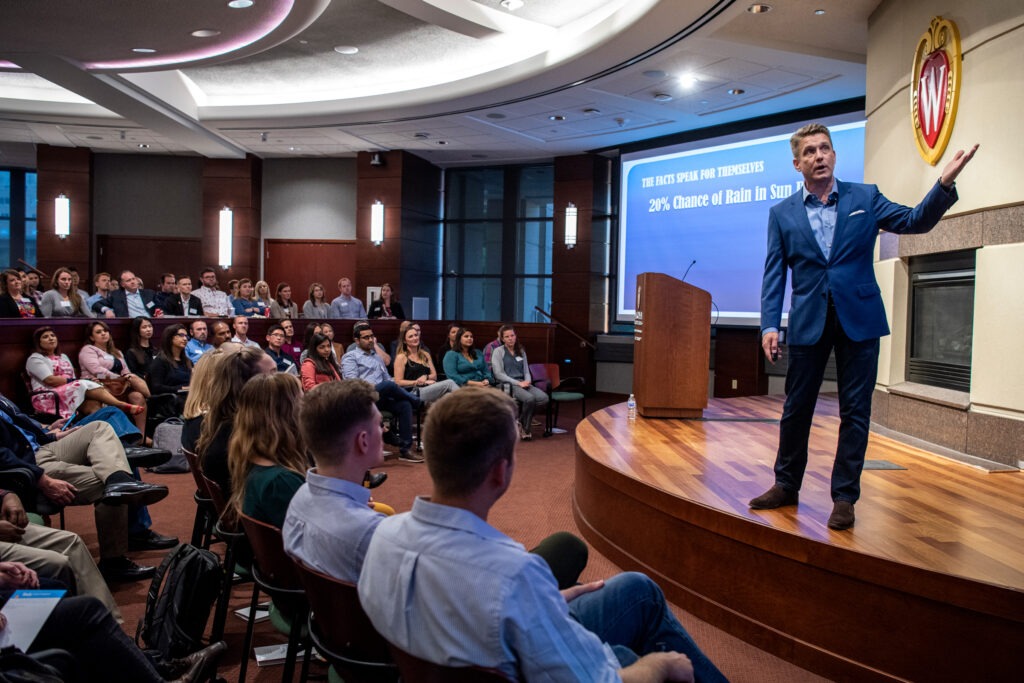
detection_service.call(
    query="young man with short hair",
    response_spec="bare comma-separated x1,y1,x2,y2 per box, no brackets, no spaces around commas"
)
195,268,232,317
265,324,298,375
329,277,367,319
163,276,203,316
230,315,261,349
184,319,213,363
359,388,726,683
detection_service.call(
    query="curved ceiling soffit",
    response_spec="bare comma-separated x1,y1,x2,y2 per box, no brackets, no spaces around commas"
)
213,0,738,132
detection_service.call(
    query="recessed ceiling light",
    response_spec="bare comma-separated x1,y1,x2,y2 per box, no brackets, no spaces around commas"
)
289,146,300,152
485,112,506,119
86,135,102,140
137,143,150,149
582,108,601,115
642,70,666,79
500,0,524,11
678,73,699,88
227,0,254,8
132,48,156,54
548,115,566,121
191,29,221,38
747,4,772,13
653,93,673,102
727,88,746,95
413,133,430,139
260,132,268,142
814,9,826,15
436,140,448,145
334,46,359,55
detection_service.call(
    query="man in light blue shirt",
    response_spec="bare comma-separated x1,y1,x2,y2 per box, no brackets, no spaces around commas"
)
359,388,727,683
184,319,213,364
328,277,367,319
341,322,422,462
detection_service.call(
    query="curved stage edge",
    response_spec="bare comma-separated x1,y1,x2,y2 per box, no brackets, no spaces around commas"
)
573,397,1023,683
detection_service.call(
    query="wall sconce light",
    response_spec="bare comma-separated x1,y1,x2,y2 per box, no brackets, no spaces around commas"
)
218,207,233,269
564,203,578,249
55,194,70,239
370,200,384,245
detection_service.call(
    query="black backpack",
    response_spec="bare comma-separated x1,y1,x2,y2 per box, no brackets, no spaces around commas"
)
135,544,224,664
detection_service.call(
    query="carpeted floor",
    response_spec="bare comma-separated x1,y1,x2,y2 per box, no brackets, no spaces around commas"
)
59,393,830,682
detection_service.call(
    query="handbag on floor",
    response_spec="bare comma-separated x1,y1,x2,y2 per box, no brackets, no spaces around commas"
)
150,418,188,473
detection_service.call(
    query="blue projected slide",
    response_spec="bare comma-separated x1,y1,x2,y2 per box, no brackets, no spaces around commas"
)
617,119,865,324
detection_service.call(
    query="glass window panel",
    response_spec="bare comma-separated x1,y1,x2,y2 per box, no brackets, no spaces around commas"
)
445,222,502,275
517,166,553,219
0,219,9,269
515,220,552,275
25,173,36,219
25,219,36,265
459,277,502,321
514,276,551,322
446,168,504,220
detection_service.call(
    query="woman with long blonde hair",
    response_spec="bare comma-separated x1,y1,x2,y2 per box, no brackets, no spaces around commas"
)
227,373,308,527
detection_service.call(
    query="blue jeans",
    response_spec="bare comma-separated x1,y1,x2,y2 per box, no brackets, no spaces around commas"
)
375,380,421,450
568,572,728,683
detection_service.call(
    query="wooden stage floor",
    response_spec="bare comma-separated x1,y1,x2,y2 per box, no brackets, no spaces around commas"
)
573,394,1023,682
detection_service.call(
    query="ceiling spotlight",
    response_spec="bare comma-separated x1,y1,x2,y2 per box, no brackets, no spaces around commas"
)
132,48,156,54
227,0,254,8
653,92,673,102
191,29,221,38
137,143,150,149
582,108,601,115
485,112,506,119
678,73,700,88
436,140,448,145
370,153,384,167
288,146,300,152
334,46,359,55
548,115,566,121
747,4,772,13
260,132,268,142
500,0,524,11
413,132,430,139
727,88,746,95
814,9,826,15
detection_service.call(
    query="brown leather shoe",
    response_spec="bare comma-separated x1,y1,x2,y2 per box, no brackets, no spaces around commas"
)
749,485,799,509
827,501,855,530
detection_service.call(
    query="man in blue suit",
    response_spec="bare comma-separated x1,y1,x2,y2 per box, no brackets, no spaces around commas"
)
92,270,164,319
752,123,977,530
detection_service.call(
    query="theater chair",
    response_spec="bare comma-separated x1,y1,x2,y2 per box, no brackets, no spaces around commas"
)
387,645,511,682
528,363,586,437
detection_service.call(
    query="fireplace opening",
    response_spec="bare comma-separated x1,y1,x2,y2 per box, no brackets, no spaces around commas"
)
906,249,975,392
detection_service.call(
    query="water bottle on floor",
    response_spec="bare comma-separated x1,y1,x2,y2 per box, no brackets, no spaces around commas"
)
627,393,637,422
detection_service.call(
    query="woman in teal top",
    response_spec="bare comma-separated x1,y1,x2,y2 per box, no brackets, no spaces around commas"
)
442,327,494,387
227,372,309,529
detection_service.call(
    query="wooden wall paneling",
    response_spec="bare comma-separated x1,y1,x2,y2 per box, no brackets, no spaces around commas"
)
201,156,261,284
713,327,768,397
263,239,357,306
96,236,202,289
35,145,92,279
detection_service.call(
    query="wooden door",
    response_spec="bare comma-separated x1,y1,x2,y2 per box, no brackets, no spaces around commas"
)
263,240,357,310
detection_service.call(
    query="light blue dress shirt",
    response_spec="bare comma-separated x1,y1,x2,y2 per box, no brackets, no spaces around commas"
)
125,290,149,318
329,295,367,320
802,178,839,260
359,497,621,682
282,468,384,584
340,348,390,385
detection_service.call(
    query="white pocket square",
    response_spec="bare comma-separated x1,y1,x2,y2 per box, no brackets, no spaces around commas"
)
848,209,866,217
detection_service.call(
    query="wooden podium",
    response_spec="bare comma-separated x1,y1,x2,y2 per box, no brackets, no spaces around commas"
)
633,272,711,418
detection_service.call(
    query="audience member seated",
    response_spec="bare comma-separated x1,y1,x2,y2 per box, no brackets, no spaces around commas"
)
389,320,431,361
329,277,366,319
227,373,309,529
302,282,330,319
264,324,298,375
341,322,422,462
482,325,502,365
0,590,226,683
435,322,460,373
149,324,193,413
92,270,163,319
253,280,273,316
230,315,261,349
443,327,495,388
0,489,121,619
125,316,158,381
163,275,203,317
359,388,728,683
0,394,173,582
269,282,299,319
232,278,261,317
367,282,405,320
195,268,232,317
79,321,150,436
226,279,240,304
185,347,268,495
490,324,549,441
279,318,302,358
184,319,213,363
393,324,456,403
85,272,113,311
26,326,142,441
151,272,177,312
21,269,45,309
40,267,93,317
209,320,233,349
298,322,324,364
301,333,341,391
320,322,345,366
0,268,41,318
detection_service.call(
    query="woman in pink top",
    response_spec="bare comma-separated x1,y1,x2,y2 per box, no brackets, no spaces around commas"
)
78,320,150,434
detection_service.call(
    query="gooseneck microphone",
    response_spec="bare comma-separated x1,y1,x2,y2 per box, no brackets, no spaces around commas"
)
681,259,697,282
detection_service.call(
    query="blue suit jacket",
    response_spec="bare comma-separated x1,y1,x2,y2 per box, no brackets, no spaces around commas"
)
92,288,160,318
761,180,957,345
